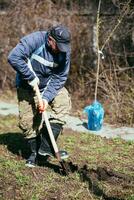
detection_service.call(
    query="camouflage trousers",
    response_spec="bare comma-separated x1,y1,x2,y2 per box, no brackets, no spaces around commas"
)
17,87,72,139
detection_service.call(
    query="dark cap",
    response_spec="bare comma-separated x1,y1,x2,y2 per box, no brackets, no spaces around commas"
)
49,25,71,52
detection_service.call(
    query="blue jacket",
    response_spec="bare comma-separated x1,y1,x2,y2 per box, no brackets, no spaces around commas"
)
8,31,71,102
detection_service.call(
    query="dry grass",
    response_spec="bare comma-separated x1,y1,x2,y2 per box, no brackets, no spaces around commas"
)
0,115,134,200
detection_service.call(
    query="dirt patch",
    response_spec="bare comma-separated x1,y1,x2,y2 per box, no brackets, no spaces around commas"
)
79,165,134,200
0,117,134,200
42,159,134,200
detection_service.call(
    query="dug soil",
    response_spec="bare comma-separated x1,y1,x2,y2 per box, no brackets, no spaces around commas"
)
0,116,134,200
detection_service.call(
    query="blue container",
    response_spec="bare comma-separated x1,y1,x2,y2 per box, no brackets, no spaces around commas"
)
83,101,104,131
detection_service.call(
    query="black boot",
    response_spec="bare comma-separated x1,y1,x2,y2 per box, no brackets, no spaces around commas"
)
25,138,37,167
38,123,69,159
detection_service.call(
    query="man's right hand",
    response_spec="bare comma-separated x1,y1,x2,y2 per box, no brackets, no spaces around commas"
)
28,77,39,89
38,99,48,113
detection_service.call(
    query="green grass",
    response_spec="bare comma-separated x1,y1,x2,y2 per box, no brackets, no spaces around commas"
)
0,115,134,200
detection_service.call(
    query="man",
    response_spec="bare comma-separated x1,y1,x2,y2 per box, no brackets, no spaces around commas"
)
8,25,72,167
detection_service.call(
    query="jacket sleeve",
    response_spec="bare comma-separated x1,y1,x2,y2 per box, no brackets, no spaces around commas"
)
42,52,71,102
8,32,43,81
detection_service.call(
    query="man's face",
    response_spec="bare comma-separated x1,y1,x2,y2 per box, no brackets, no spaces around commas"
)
48,36,60,53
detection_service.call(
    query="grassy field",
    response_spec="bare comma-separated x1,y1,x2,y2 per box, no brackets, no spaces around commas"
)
0,115,134,200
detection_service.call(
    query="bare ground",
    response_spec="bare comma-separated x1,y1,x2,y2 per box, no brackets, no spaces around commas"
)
0,115,134,200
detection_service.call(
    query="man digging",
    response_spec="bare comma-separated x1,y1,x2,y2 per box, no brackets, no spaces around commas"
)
8,25,71,167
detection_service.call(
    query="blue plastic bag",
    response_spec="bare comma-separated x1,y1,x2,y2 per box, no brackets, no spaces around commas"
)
83,101,104,131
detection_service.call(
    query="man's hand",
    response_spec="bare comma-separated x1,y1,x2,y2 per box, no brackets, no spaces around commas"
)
28,77,39,89
38,99,48,113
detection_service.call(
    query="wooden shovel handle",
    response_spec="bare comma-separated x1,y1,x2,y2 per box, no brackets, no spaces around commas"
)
34,84,59,155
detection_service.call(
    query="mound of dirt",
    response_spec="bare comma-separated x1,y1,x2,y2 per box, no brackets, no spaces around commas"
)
54,159,134,200
79,165,134,200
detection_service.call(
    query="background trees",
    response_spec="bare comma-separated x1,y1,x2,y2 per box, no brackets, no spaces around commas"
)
0,0,134,125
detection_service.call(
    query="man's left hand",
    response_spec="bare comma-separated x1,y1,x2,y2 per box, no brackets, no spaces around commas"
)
38,99,48,113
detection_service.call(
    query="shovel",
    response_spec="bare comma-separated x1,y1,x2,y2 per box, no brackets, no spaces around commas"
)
34,84,69,175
